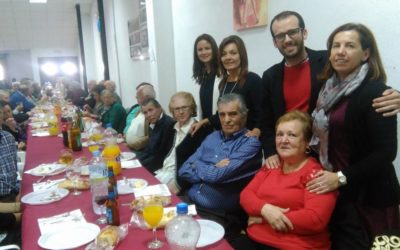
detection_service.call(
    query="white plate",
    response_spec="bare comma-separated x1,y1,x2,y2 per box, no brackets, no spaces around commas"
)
120,152,136,161
27,163,66,176
21,188,69,205
117,178,148,194
38,222,100,250
196,219,225,248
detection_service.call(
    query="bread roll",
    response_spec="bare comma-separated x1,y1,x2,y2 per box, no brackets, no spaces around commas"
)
96,226,119,248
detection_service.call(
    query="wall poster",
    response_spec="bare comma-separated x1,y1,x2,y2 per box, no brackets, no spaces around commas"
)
128,0,149,60
233,0,268,31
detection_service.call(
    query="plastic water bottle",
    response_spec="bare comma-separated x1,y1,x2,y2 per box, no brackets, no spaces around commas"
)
165,203,200,250
89,150,108,215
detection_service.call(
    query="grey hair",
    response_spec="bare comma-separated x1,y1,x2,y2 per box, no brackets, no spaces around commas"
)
217,93,248,115
139,85,156,99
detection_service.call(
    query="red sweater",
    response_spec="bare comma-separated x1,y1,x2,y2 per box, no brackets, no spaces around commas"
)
240,157,338,250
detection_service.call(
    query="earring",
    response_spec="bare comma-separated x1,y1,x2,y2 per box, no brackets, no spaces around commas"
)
305,147,311,154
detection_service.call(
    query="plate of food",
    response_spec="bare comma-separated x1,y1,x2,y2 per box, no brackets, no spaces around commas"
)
117,178,147,195
38,223,100,250
26,164,66,176
21,188,69,205
120,152,136,161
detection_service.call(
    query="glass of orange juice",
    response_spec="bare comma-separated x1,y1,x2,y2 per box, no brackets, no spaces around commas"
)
143,199,164,249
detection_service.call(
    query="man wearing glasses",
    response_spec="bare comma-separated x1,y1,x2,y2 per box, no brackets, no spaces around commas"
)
262,10,400,168
261,10,400,250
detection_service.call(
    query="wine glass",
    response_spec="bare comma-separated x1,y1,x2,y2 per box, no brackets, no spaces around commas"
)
94,194,108,224
142,199,164,249
66,165,82,196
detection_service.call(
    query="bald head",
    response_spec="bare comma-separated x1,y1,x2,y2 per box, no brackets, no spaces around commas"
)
136,85,156,105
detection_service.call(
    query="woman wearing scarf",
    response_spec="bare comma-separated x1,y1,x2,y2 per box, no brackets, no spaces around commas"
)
308,23,400,249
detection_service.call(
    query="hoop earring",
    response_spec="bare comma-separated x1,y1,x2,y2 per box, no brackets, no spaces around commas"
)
305,147,311,154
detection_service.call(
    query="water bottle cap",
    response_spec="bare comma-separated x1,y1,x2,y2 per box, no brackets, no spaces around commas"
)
176,202,188,215
92,150,101,157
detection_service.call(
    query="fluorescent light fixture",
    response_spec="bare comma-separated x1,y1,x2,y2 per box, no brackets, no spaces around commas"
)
41,62,58,76
30,0,47,3
0,64,4,81
61,62,78,75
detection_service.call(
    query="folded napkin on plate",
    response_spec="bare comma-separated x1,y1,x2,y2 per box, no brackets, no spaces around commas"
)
134,184,171,198
121,159,142,169
25,163,66,176
33,178,65,192
38,209,86,235
32,130,50,137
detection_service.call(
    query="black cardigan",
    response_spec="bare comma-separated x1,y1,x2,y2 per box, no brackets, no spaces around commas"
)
338,77,399,207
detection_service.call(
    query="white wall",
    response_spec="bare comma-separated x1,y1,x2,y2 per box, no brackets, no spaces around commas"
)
3,50,34,81
30,48,79,84
101,0,399,173
170,0,400,173
81,13,98,83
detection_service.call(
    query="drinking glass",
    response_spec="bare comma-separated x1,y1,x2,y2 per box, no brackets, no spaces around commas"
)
66,165,82,196
59,149,73,165
142,199,164,249
94,195,108,224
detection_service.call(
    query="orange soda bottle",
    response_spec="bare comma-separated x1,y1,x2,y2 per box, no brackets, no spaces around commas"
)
102,125,121,175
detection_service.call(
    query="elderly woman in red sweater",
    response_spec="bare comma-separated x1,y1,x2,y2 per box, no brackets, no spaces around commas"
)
240,110,338,250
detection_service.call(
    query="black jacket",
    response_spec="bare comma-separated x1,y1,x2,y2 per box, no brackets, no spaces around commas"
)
261,48,328,157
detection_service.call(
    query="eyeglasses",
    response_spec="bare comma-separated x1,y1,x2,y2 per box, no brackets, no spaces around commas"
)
274,28,303,42
172,106,190,113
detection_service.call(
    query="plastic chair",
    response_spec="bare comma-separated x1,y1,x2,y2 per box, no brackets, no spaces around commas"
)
0,244,20,250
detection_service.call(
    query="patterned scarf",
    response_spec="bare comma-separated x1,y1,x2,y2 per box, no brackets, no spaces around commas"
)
310,63,369,170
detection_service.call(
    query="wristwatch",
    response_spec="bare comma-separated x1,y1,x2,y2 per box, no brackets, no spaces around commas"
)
337,171,347,186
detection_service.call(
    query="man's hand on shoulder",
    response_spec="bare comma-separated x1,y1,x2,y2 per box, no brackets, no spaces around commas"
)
372,88,400,117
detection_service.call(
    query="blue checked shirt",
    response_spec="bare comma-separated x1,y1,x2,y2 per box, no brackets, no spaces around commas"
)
179,128,261,211
0,130,18,196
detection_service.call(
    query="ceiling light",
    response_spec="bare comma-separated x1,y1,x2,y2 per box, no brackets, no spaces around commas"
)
41,62,58,76
30,0,47,3
61,62,78,75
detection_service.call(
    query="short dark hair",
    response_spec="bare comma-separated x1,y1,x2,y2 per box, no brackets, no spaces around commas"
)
270,11,305,37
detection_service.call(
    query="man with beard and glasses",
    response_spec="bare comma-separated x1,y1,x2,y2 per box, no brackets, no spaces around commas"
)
261,11,400,169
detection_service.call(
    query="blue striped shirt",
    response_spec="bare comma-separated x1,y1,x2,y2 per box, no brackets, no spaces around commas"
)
179,129,261,211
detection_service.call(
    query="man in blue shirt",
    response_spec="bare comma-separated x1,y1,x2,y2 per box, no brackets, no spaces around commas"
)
179,93,262,247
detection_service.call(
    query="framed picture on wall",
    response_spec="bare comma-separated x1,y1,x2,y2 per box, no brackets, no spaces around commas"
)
233,0,268,31
128,1,149,60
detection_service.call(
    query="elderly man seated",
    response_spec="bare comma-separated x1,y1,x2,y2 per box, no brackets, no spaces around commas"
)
179,93,262,247
124,83,156,150
135,98,174,172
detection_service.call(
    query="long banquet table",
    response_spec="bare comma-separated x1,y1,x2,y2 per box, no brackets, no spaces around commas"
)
21,129,233,249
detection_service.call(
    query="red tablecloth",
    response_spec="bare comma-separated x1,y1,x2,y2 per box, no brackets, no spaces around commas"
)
21,131,233,250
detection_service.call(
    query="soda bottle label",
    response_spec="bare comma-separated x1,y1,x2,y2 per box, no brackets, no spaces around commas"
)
106,208,113,224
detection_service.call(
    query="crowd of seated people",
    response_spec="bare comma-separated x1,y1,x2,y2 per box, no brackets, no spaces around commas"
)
2,9,400,250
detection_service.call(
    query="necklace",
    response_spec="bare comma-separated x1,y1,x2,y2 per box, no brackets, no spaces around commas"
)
222,81,238,96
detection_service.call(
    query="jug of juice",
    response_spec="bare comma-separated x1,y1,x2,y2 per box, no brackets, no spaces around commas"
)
48,114,59,136
102,126,121,175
